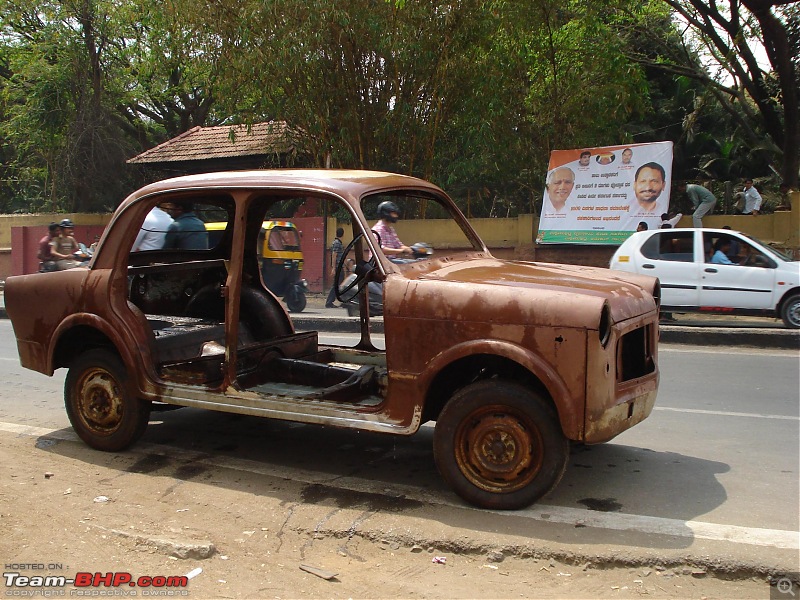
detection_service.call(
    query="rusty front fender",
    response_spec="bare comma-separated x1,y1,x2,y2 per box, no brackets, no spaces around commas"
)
416,337,585,440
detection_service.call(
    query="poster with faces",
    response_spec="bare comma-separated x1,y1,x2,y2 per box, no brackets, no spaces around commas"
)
538,141,674,244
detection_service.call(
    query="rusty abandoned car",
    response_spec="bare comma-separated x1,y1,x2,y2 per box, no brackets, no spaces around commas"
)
5,170,661,509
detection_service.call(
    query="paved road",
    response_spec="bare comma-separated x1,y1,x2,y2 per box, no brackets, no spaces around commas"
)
0,320,797,577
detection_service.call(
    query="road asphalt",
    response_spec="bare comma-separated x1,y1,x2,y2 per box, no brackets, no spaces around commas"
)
0,290,797,583
0,290,797,349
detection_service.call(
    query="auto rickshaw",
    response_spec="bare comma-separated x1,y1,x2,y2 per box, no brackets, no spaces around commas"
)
206,220,308,312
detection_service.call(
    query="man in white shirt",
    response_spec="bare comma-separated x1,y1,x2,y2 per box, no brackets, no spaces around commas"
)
660,212,682,228
742,179,762,215
132,205,173,251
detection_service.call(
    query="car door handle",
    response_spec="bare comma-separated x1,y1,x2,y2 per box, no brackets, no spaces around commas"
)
704,267,718,273
642,264,655,269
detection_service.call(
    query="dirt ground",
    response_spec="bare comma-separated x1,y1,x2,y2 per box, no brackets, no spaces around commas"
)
1,431,780,600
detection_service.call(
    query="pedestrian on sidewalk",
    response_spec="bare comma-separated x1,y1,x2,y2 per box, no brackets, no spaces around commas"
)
325,227,345,308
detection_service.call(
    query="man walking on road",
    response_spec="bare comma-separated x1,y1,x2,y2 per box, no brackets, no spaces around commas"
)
325,227,345,308
678,182,717,227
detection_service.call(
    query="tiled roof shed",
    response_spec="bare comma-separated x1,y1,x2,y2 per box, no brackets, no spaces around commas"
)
127,121,310,174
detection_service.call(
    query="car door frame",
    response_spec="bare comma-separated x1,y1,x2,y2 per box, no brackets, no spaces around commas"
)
698,231,777,310
635,229,701,308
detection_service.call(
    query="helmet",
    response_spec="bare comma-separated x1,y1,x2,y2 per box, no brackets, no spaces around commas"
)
60,218,74,228
377,201,400,223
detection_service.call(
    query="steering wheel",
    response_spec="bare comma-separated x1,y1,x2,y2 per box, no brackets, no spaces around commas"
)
742,253,766,267
334,233,376,301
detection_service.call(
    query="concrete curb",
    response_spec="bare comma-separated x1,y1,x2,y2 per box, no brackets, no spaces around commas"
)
658,324,799,349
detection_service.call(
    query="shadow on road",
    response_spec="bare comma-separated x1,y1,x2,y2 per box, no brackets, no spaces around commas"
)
36,407,731,551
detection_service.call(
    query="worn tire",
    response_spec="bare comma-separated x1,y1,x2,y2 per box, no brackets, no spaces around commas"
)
780,293,800,329
65,349,151,451
433,380,569,510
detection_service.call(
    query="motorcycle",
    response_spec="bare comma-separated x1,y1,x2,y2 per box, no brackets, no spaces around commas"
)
39,243,92,272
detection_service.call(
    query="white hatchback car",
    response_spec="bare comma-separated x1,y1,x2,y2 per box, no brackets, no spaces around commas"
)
610,228,800,328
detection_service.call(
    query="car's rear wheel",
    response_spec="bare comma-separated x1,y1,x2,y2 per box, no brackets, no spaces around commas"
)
65,349,150,451
780,293,800,329
433,380,569,510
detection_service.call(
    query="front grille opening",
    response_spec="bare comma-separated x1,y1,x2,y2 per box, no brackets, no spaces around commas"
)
617,325,655,382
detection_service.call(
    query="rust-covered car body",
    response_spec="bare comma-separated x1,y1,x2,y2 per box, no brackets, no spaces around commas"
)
5,170,660,509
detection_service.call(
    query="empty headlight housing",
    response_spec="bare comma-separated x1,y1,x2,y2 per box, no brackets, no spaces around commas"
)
599,302,612,347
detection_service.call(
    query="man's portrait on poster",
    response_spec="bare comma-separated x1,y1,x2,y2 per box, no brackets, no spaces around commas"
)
545,167,576,214
632,162,666,212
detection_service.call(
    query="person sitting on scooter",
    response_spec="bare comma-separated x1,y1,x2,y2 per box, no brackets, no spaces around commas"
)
50,219,86,270
37,222,59,272
372,201,413,258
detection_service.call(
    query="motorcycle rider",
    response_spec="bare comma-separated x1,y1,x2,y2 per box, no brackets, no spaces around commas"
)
37,222,59,272
50,219,85,270
372,201,413,257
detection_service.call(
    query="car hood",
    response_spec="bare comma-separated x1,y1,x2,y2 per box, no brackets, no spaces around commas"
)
407,258,658,328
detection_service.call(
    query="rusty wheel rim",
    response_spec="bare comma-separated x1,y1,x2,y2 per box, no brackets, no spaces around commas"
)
454,404,544,494
75,368,124,435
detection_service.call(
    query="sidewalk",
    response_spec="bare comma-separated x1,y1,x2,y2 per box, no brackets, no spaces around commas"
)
1,290,797,349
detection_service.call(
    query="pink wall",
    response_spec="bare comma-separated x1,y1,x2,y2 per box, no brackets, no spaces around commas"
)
290,217,325,293
11,219,328,291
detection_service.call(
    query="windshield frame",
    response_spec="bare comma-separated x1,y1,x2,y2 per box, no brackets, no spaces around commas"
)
360,189,486,258
742,233,796,262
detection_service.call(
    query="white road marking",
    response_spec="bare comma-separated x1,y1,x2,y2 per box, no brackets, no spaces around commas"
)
654,406,800,421
2,421,797,551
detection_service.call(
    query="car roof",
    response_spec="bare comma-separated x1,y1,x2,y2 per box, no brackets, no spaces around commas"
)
124,170,443,206
641,227,745,234
624,227,748,242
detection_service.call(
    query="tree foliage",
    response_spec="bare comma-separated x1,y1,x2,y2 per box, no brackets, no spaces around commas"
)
0,0,795,215
625,0,799,186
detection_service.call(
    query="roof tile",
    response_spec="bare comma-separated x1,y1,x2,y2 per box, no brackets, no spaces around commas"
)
127,121,296,164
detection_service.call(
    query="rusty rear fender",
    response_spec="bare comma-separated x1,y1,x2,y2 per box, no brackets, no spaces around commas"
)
47,312,149,380
5,270,90,373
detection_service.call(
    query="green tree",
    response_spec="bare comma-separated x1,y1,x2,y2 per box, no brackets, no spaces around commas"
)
0,0,230,212
629,0,798,187
0,0,143,212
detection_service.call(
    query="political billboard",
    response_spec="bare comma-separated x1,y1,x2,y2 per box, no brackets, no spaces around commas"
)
536,141,674,244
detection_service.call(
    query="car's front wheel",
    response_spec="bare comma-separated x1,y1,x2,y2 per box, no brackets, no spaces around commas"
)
65,349,150,451
780,293,800,329
433,380,569,510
